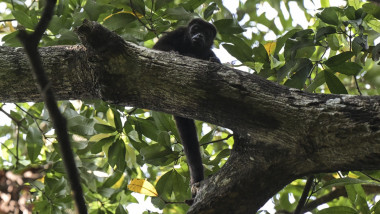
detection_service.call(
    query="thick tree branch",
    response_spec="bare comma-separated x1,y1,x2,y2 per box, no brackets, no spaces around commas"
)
1,21,380,213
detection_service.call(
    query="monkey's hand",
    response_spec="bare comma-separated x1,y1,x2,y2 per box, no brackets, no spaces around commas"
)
191,181,201,198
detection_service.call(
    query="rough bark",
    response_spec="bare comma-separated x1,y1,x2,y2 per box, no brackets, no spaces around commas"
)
1,20,380,213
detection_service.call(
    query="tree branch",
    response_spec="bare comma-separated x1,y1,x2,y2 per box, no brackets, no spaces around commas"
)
17,0,87,213
1,20,379,213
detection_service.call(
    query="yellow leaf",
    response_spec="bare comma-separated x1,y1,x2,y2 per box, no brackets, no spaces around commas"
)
38,175,45,183
106,108,115,128
127,178,158,197
112,174,125,189
103,11,143,21
264,42,276,56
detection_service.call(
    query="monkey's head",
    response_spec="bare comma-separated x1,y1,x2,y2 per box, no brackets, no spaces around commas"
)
187,19,217,50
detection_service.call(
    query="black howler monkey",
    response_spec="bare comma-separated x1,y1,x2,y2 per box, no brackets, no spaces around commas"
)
153,19,220,197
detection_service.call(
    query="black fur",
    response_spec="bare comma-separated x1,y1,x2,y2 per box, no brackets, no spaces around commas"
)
153,19,220,196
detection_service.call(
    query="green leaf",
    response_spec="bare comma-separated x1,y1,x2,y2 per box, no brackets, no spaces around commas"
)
64,108,96,136
366,17,380,33
140,143,177,166
157,131,171,148
214,19,245,34
171,169,188,200
223,44,253,62
48,15,65,35
317,8,340,26
134,118,159,141
182,0,206,11
321,0,330,7
352,35,368,55
324,70,348,94
110,108,123,132
274,29,300,56
128,0,145,15
103,171,123,188
152,111,175,133
363,3,380,19
322,177,380,189
317,206,358,214
12,10,35,29
156,169,187,201
305,71,326,92
90,135,115,154
371,200,380,213
348,0,361,10
155,0,173,10
278,58,312,82
325,52,355,67
94,124,116,133
26,127,44,163
252,44,270,64
282,58,313,89
329,62,362,76
103,13,136,31
151,197,166,210
284,37,315,61
166,7,192,20
83,0,111,21
344,184,369,214
209,149,231,166
204,2,218,19
345,6,356,20
315,26,336,41
155,170,174,200
108,139,126,170
115,204,128,214
199,129,215,145
373,42,380,61
327,34,340,50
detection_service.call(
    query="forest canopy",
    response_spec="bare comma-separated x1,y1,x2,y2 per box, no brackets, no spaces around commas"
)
1,0,380,213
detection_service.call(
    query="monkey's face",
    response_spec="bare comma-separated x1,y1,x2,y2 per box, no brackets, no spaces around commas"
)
188,24,214,50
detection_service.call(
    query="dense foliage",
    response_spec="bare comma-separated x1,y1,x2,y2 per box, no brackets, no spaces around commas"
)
0,0,380,213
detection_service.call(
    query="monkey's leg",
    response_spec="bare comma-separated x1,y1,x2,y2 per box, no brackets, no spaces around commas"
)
174,116,204,197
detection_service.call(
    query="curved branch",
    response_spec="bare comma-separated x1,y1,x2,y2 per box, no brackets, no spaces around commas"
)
17,0,87,213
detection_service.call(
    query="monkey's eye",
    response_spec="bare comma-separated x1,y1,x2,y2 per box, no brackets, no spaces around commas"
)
192,26,199,31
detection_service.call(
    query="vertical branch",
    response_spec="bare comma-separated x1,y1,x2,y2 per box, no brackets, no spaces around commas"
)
294,175,315,214
15,124,20,168
17,0,87,213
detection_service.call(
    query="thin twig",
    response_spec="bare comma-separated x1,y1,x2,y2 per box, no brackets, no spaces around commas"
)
361,171,380,182
129,0,158,36
200,134,233,146
354,75,362,95
15,124,20,168
0,142,17,158
0,107,21,123
15,104,49,122
15,103,50,140
29,182,54,204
